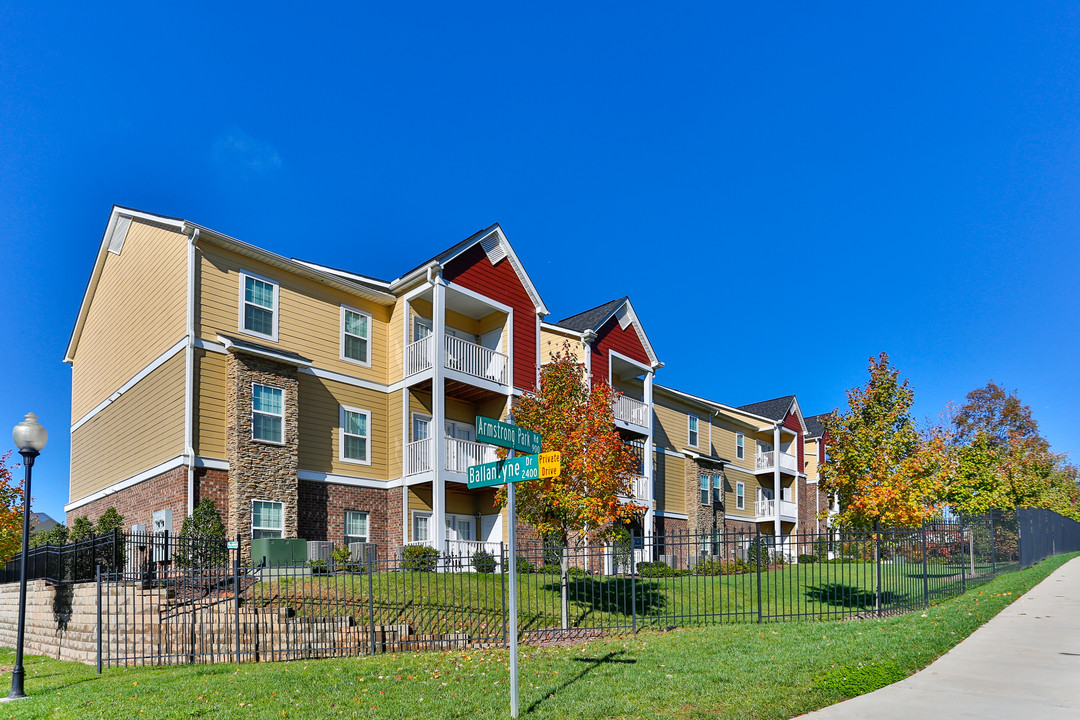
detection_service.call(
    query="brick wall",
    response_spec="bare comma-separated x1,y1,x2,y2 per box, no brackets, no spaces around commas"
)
297,481,400,558
194,467,230,520
66,465,187,530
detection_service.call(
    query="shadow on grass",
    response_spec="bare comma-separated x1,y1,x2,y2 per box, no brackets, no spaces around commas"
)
805,583,900,610
541,577,669,617
526,650,637,714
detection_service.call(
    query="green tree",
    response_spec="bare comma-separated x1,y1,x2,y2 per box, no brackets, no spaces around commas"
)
29,523,69,548
953,381,1047,452
820,352,950,529
498,346,644,627
95,507,125,536
174,499,228,569
68,516,95,543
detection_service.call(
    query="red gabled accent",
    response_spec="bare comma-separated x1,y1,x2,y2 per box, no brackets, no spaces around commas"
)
443,244,538,390
783,410,804,470
590,314,650,385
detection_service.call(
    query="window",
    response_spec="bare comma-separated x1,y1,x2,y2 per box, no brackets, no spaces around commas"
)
713,474,723,504
340,406,370,464
736,481,745,510
688,415,699,447
341,306,371,365
240,272,278,340
251,500,283,539
736,433,745,460
700,476,710,506
413,512,431,543
252,384,284,443
344,511,369,545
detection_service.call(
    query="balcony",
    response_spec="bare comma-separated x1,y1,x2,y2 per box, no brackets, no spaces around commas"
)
631,475,648,500
613,396,649,430
755,498,797,521
755,450,798,474
404,437,498,476
405,335,509,386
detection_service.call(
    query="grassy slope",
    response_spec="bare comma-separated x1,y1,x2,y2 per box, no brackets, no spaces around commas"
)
3,553,1072,720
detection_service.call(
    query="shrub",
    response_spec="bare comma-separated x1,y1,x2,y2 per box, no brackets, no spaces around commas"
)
174,500,227,570
812,662,907,697
638,561,676,578
472,549,497,574
798,554,817,564
30,523,69,548
401,544,440,572
813,536,830,560
515,557,536,574
307,559,329,574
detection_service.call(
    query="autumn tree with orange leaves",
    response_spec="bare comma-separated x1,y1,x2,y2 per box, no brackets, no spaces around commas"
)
498,346,644,627
820,353,951,529
0,453,25,562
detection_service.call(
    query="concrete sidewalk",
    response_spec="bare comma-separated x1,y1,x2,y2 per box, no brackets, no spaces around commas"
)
798,555,1080,720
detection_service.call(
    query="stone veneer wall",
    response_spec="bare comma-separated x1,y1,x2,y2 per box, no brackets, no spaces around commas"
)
66,465,187,530
684,460,725,537
226,352,299,557
297,481,401,559
0,580,102,664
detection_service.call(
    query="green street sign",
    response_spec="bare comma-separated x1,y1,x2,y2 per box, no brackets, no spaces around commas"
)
467,455,541,489
475,416,542,454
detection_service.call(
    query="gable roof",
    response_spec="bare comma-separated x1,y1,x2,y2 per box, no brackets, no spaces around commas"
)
804,413,828,440
737,396,797,422
555,296,660,368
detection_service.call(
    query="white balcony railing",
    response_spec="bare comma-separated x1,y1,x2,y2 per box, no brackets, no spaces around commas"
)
632,476,649,500
405,334,510,386
405,335,434,376
755,498,798,519
406,438,432,475
755,450,799,474
613,396,649,427
445,335,509,385
445,437,497,474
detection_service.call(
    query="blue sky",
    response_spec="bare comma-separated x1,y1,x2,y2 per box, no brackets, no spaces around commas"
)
2,2,1078,522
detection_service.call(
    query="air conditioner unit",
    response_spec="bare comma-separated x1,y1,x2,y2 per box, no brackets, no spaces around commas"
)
307,541,333,563
348,542,378,565
659,553,678,569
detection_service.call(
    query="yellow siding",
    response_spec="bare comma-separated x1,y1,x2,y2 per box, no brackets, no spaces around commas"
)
539,327,585,364
194,349,227,459
804,438,820,479
70,352,186,502
388,390,404,478
297,373,390,478
653,450,686,515
408,487,433,516
387,297,408,383
724,466,757,519
197,244,391,385
653,395,707,452
71,221,188,421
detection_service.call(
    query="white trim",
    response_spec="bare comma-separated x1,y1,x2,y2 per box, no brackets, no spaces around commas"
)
411,510,434,544
64,455,186,512
238,270,279,342
339,405,373,465
291,260,392,288
688,414,700,448
251,498,285,539
736,480,746,510
608,349,651,377
654,511,688,520
445,281,514,315
194,337,227,353
71,338,187,432
340,304,373,367
185,227,198,517
654,446,684,458
303,365,388,392
251,382,285,444
736,433,745,460
298,469,403,489
195,456,229,470
539,321,584,339
344,510,370,544
218,334,312,368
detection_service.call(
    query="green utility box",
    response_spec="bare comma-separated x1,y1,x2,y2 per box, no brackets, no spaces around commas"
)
251,538,308,567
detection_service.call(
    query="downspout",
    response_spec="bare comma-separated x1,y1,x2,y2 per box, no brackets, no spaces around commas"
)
184,228,200,516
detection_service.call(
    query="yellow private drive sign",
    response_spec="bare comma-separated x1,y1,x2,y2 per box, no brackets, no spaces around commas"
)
538,451,561,479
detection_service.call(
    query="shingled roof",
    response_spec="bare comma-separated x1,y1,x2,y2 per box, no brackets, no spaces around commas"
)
805,413,828,439
555,297,629,332
737,395,796,422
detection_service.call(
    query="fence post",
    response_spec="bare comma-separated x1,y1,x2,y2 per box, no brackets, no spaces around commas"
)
989,509,996,576
113,528,119,573
875,520,882,617
921,522,930,610
234,536,241,666
630,529,637,634
500,541,507,647
959,520,966,595
755,526,763,625
367,555,376,656
96,564,103,674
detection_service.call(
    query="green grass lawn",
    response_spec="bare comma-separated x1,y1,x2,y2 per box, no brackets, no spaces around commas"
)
4,552,1073,720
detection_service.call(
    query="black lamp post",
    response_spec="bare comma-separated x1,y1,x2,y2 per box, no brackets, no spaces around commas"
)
7,413,47,701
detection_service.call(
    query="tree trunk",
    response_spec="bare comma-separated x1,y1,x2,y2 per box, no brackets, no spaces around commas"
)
560,544,570,630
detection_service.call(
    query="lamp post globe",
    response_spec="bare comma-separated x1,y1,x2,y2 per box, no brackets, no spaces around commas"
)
6,413,46,702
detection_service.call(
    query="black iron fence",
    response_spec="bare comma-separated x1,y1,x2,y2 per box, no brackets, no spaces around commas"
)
4,508,1077,669
1019,508,1080,568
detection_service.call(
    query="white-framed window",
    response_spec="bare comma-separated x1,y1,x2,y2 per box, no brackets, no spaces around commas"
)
251,500,284,539
688,415,699,447
736,433,745,460
252,384,284,443
713,474,723,504
240,272,278,340
340,406,371,464
700,475,710,506
341,305,372,366
413,512,431,543
344,510,369,545
736,481,745,510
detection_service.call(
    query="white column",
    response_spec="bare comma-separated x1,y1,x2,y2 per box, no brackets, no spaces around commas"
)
644,369,655,536
773,423,782,541
432,273,447,555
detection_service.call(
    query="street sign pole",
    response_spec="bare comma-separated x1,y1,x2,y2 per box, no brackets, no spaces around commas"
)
507,447,519,719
